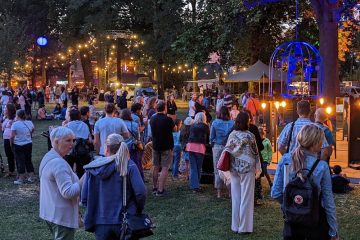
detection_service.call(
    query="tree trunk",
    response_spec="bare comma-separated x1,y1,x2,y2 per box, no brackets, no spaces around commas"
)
319,20,339,103
191,0,198,92
6,69,11,87
157,59,164,99
311,0,340,104
116,38,122,83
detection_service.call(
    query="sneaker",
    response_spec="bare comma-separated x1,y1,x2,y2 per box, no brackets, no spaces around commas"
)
27,177,35,183
155,190,166,197
152,188,158,195
14,179,24,185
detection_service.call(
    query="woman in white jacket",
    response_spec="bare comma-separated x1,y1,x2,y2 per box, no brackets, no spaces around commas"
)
39,127,82,240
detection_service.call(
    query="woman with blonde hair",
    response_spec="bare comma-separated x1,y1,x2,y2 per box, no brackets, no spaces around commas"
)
186,112,210,192
81,133,146,239
271,124,338,240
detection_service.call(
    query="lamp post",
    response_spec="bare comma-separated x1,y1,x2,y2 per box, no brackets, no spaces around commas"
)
36,36,48,86
273,100,287,163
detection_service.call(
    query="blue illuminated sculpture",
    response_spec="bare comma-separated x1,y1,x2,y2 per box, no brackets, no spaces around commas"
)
269,41,323,98
268,0,324,99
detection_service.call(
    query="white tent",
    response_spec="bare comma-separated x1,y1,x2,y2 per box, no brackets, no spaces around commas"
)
224,60,284,83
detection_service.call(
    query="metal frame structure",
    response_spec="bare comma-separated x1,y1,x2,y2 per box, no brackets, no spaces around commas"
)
268,42,324,99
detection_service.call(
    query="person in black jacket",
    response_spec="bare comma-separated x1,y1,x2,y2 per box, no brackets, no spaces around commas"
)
71,86,79,106
244,110,264,205
195,94,212,123
166,94,177,120
186,112,210,192
117,91,128,109
150,100,175,196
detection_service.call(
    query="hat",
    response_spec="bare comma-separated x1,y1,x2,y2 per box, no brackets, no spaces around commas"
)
184,117,194,126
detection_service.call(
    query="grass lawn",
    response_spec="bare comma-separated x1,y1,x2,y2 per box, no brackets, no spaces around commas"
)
0,104,359,240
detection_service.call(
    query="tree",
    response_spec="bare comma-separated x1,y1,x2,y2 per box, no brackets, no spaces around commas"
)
310,0,341,103
0,13,30,84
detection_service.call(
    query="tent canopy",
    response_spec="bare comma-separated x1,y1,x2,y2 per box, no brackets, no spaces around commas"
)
224,60,284,83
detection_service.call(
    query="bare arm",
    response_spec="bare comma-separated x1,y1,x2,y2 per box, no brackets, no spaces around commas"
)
122,131,130,139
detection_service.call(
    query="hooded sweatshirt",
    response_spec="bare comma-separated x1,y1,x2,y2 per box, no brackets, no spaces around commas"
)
81,157,146,232
67,120,90,140
39,149,80,228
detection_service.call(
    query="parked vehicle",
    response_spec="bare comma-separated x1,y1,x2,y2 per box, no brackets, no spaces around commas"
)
342,86,360,98
129,87,157,101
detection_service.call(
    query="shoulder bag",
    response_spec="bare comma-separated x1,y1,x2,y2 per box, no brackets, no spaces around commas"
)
217,150,231,171
286,121,296,153
22,121,33,139
127,122,143,151
119,175,153,240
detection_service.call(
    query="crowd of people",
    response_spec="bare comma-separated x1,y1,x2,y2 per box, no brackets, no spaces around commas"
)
1,83,352,240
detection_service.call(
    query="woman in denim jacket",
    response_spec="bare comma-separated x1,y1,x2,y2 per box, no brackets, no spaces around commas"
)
271,124,338,240
210,106,234,198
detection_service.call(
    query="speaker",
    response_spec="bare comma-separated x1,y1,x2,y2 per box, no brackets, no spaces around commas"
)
200,144,214,184
348,97,360,165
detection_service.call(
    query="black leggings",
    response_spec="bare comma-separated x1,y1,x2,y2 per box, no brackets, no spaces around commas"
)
4,139,15,172
13,143,34,174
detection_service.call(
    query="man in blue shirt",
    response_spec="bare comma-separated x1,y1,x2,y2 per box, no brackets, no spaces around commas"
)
315,108,335,164
277,100,331,160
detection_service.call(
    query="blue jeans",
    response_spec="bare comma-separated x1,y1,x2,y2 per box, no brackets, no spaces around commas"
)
188,152,204,189
95,224,122,240
172,145,181,177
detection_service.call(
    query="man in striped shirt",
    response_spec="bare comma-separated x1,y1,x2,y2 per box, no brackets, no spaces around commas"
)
223,88,233,109
277,100,331,159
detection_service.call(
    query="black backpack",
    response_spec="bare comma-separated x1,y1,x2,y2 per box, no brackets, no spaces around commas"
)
283,159,321,227
70,138,91,165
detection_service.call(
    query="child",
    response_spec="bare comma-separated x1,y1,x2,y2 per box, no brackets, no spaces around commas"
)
179,117,193,178
37,105,53,120
59,104,67,120
230,103,240,120
332,165,353,193
172,119,182,178
52,103,62,119
259,127,273,187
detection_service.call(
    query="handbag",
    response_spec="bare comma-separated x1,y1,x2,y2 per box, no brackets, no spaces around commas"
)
128,122,144,151
217,150,231,171
120,175,153,240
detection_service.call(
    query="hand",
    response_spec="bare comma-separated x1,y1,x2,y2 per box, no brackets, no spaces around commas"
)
255,170,261,179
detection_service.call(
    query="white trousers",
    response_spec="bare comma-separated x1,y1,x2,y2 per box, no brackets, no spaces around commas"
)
230,171,255,233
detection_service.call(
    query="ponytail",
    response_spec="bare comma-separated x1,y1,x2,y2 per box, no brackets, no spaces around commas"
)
292,146,306,179
115,141,130,176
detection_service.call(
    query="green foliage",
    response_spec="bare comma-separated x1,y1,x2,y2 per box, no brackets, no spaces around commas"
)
0,13,30,82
